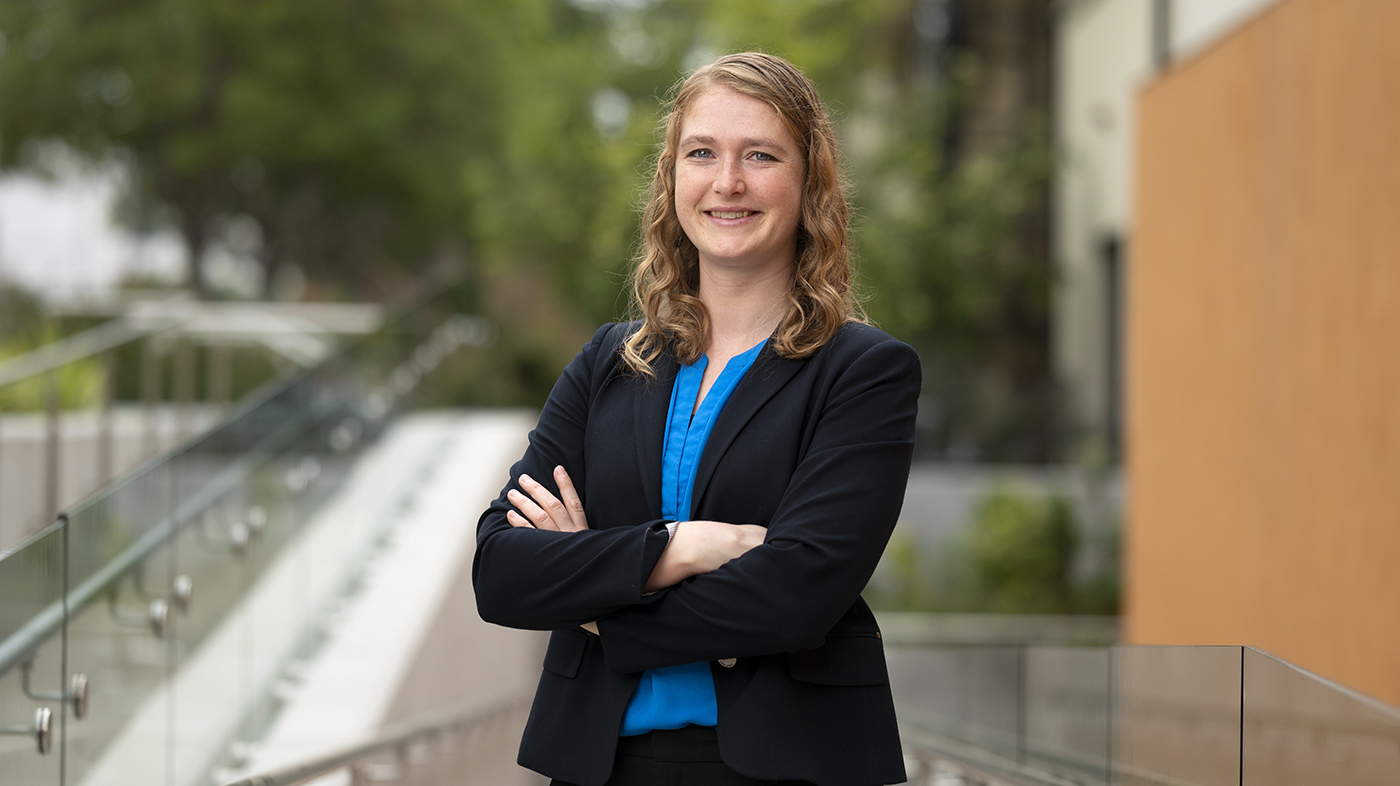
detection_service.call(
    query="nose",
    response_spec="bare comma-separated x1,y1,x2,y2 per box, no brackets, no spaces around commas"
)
713,156,745,195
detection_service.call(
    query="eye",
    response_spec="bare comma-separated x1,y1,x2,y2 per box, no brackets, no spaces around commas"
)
751,151,778,162
686,148,714,159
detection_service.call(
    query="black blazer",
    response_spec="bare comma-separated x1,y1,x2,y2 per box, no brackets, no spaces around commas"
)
473,321,921,786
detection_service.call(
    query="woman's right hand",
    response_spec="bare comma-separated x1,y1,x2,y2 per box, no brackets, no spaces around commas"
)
506,466,589,532
645,520,765,592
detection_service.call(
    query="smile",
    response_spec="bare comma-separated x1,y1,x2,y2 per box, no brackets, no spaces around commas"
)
707,211,756,219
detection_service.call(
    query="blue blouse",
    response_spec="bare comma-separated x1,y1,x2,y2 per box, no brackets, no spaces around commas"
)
618,339,767,736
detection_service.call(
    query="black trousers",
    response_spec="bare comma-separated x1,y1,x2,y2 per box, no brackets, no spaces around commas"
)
549,726,814,786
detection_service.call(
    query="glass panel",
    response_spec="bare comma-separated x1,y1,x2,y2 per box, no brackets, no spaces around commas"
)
63,481,175,786
888,643,964,738
0,287,491,786
1242,647,1400,786
162,358,372,785
1113,645,1241,786
167,444,257,786
1026,645,1110,785
953,645,1023,760
0,524,65,785
888,644,1024,761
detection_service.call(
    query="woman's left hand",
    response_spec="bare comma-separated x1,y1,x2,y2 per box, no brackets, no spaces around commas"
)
506,466,590,532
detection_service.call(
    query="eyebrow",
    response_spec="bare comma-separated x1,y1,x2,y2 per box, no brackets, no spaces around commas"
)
679,134,791,151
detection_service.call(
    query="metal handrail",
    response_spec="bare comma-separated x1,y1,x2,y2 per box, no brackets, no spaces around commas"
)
0,314,184,389
900,723,1089,786
0,309,495,676
218,695,528,786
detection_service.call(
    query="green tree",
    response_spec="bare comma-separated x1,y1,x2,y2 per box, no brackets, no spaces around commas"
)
0,0,510,297
853,72,1057,461
1,0,1061,419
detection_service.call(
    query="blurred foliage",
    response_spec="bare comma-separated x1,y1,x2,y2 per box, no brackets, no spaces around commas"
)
0,284,104,410
0,339,104,411
859,94,1059,461
0,282,46,343
0,0,505,299
0,0,1062,456
869,481,1120,615
968,484,1076,613
876,531,934,611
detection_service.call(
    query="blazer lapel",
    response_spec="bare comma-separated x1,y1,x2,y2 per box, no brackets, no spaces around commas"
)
633,352,677,519
690,344,806,515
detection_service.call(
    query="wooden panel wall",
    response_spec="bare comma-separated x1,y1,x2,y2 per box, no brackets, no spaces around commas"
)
1126,0,1400,705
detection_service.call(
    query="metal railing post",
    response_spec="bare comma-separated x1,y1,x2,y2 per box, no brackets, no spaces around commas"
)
142,337,161,458
175,341,195,440
209,344,232,413
44,371,61,527
100,352,115,485
0,411,5,547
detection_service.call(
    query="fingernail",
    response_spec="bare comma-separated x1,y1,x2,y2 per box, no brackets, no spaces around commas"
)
555,466,565,476
519,474,531,484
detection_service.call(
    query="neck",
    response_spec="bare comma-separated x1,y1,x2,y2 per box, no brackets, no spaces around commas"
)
698,259,791,357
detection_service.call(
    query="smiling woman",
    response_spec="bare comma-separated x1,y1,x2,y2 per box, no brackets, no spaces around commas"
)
622,52,856,377
473,52,920,786
673,88,804,288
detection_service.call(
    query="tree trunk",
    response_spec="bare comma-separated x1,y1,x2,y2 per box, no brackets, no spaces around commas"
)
182,219,209,299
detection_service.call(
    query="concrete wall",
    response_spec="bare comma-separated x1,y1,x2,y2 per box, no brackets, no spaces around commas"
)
0,406,221,553
1126,0,1400,705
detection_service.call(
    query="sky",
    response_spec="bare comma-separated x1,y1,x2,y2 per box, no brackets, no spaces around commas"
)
0,167,186,301
0,164,267,303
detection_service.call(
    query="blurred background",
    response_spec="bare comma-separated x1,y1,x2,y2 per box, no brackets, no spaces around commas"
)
0,0,1107,615
0,0,1071,452
2,0,1399,783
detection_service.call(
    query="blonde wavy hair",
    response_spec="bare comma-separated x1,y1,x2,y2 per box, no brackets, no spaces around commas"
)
620,51,864,376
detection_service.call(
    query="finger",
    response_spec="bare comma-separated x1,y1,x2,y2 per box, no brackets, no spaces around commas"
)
519,473,572,531
506,510,534,529
553,466,588,531
507,488,557,531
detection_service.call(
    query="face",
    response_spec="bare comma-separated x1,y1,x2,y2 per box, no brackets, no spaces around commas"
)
674,86,804,280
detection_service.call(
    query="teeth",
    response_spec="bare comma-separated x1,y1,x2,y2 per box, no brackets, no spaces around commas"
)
711,211,753,219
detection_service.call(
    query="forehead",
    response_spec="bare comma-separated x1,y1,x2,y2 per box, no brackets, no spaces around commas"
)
678,86,798,149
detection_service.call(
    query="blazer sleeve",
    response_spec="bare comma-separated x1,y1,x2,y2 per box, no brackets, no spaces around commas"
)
472,323,672,631
594,336,921,673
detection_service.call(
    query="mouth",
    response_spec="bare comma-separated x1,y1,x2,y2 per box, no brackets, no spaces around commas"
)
706,210,757,220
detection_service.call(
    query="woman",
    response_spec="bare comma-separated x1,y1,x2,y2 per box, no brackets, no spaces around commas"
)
473,52,920,786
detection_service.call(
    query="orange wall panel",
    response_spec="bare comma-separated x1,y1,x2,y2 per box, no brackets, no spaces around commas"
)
1126,0,1400,706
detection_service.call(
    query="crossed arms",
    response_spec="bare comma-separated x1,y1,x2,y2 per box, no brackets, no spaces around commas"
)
472,326,920,673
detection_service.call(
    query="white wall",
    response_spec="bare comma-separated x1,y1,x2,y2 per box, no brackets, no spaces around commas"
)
1051,0,1282,446
1052,0,1152,443
1171,0,1284,61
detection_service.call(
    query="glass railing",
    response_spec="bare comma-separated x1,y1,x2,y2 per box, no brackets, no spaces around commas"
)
890,643,1400,786
214,697,530,786
0,284,491,786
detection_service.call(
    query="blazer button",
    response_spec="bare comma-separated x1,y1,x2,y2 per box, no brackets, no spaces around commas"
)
718,658,737,668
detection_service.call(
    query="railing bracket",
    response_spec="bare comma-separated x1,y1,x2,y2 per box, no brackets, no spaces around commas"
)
20,658,89,720
0,706,53,754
